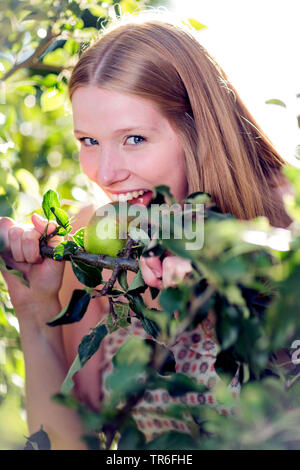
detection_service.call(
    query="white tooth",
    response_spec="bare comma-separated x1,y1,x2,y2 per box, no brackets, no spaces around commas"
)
132,191,139,198
119,194,127,202
127,193,134,201
111,194,118,201
138,190,145,195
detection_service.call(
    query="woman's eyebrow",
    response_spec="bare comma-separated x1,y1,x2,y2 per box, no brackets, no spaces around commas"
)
73,125,159,136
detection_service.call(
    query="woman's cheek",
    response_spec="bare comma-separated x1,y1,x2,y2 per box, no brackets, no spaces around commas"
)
80,153,96,180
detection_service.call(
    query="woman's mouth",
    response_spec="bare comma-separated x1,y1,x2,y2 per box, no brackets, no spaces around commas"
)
109,189,153,206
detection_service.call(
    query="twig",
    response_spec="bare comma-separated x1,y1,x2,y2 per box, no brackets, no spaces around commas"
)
91,264,120,299
108,297,117,322
38,228,139,272
39,244,139,273
2,26,58,81
103,385,148,449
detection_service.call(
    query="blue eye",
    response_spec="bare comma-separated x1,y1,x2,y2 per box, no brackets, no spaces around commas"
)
79,137,99,146
126,135,145,145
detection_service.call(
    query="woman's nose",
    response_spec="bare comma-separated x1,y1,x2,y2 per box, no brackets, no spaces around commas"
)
96,148,130,186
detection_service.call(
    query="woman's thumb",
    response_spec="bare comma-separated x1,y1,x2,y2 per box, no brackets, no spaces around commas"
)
31,213,58,236
142,253,163,278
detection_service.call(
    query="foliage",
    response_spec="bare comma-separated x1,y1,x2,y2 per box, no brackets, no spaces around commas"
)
1,0,300,451
0,0,170,449
3,183,300,449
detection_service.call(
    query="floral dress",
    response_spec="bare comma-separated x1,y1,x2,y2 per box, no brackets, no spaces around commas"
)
99,310,241,442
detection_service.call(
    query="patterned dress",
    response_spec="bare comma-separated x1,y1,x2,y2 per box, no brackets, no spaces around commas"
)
99,310,241,442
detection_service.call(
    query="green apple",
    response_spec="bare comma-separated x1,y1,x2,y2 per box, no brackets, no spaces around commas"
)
84,201,131,257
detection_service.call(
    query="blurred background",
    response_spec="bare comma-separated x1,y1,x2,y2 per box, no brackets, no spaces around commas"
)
0,0,299,449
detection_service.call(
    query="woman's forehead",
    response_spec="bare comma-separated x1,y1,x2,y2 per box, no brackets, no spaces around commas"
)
72,86,167,133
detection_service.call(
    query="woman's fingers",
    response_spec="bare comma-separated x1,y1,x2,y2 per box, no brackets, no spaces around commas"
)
140,252,193,289
142,252,163,278
140,255,163,288
31,213,57,235
8,226,25,262
31,214,62,248
162,256,192,289
4,214,62,266
0,217,14,253
22,228,43,263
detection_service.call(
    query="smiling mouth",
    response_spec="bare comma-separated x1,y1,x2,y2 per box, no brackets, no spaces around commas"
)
108,189,153,206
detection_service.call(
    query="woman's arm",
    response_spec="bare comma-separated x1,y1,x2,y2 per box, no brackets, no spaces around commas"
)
18,299,90,450
0,209,105,449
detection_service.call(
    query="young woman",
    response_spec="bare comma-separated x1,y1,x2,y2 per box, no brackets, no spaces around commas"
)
0,12,293,449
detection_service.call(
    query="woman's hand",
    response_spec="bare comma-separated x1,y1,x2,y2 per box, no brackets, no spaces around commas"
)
140,251,193,289
0,214,65,318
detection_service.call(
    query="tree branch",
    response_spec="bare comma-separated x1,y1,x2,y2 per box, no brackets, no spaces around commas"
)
1,26,58,82
39,243,139,273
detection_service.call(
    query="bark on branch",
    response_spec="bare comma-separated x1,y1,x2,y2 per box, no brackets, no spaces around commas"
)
39,244,139,273
2,26,58,82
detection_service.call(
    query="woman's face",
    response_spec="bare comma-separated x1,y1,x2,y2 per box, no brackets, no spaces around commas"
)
71,86,188,205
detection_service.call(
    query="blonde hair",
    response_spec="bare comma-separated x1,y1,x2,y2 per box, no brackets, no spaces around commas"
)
69,10,291,228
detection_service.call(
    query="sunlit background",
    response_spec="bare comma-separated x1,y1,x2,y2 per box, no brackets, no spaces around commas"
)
169,0,300,166
0,0,299,450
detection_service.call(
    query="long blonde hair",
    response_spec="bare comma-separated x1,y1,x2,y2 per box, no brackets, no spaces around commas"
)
68,12,291,228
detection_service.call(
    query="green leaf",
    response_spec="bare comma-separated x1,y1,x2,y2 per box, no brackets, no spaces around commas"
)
56,227,67,236
159,286,190,315
214,350,239,384
117,425,146,450
61,323,107,394
78,324,108,368
53,241,79,260
109,288,126,297
113,336,152,367
265,99,286,108
127,267,146,293
71,258,102,288
107,301,131,333
145,339,176,375
42,189,61,221
127,294,161,338
149,287,160,300
117,269,128,291
60,355,82,395
187,18,207,31
140,316,160,338
186,191,211,204
40,87,65,112
105,363,145,406
15,168,40,195
63,39,79,56
165,373,207,397
112,301,130,328
217,317,240,350
0,257,29,287
24,426,51,450
152,185,176,204
50,206,71,231
73,227,85,248
141,242,165,258
145,431,198,450
47,289,91,326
